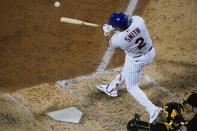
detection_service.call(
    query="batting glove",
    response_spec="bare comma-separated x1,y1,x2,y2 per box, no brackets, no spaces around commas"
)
102,24,114,36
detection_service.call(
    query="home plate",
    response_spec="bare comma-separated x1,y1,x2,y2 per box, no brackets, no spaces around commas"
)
47,107,83,123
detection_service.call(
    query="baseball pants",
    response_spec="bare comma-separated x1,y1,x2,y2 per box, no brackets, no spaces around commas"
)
108,48,157,115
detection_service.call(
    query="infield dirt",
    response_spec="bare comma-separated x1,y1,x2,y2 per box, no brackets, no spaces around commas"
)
0,0,196,130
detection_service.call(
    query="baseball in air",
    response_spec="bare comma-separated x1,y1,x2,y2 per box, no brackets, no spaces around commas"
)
54,1,60,7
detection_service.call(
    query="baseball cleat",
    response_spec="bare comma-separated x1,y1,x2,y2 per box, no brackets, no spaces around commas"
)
96,84,118,97
149,107,162,123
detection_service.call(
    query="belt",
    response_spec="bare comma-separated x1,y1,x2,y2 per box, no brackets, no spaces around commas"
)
133,46,153,58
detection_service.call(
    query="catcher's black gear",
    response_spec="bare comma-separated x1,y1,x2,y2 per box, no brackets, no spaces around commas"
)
127,114,140,131
127,102,187,131
127,113,149,131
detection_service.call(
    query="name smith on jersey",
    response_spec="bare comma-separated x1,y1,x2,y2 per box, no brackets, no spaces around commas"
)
124,28,141,42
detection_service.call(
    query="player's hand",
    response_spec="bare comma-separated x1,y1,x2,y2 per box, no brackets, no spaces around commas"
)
102,24,114,36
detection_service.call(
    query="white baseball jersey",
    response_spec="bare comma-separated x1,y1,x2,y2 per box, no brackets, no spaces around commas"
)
110,16,153,58
107,16,158,117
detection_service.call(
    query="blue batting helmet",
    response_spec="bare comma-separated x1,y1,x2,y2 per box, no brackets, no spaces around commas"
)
108,12,129,30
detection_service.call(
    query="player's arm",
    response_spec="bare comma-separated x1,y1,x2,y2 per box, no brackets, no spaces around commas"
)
102,24,119,49
104,31,115,41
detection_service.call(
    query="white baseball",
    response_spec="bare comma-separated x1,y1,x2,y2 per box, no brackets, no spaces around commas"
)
54,1,60,7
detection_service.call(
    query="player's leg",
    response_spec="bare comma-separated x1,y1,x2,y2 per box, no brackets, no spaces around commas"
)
108,73,124,91
123,57,161,123
96,73,124,97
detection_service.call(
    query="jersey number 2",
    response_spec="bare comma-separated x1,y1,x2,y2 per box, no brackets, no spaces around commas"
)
135,37,146,50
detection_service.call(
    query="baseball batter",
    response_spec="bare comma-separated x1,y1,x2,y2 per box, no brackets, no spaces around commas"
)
97,12,162,123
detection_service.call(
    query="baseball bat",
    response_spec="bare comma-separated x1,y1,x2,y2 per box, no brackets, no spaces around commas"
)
60,17,100,27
